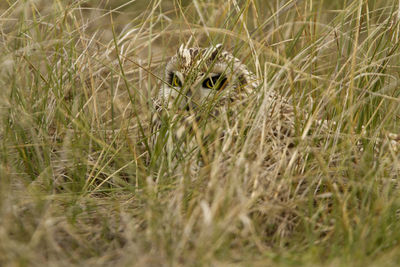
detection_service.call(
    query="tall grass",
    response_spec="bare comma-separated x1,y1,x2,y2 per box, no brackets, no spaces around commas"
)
1,0,400,265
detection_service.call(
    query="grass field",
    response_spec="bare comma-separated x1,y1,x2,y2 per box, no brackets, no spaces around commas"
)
1,0,400,266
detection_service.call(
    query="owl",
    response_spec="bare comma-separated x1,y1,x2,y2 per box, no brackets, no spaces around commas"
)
150,43,400,172
150,44,296,163
156,44,258,112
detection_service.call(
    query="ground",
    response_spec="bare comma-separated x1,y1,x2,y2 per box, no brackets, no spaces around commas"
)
1,0,400,266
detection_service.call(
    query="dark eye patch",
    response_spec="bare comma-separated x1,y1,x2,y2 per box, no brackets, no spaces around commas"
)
168,72,182,87
202,75,227,90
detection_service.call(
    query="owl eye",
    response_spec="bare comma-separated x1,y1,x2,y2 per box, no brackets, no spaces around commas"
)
170,73,182,87
204,79,213,89
202,75,227,90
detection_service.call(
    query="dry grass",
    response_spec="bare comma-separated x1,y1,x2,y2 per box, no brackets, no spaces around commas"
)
1,0,400,266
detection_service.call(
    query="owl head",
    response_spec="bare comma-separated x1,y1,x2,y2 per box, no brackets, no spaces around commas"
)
157,44,258,111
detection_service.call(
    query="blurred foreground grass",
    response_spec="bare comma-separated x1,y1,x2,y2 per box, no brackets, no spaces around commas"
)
1,0,400,266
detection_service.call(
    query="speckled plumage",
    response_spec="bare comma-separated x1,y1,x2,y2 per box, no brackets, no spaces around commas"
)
150,44,296,161
149,44,400,170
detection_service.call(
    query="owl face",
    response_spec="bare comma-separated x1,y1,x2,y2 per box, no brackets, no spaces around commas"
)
158,44,257,111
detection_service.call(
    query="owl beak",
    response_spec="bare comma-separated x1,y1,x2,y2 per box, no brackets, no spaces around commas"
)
185,88,192,98
181,87,200,111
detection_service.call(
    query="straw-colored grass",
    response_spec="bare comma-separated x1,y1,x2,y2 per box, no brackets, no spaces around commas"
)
1,0,400,266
